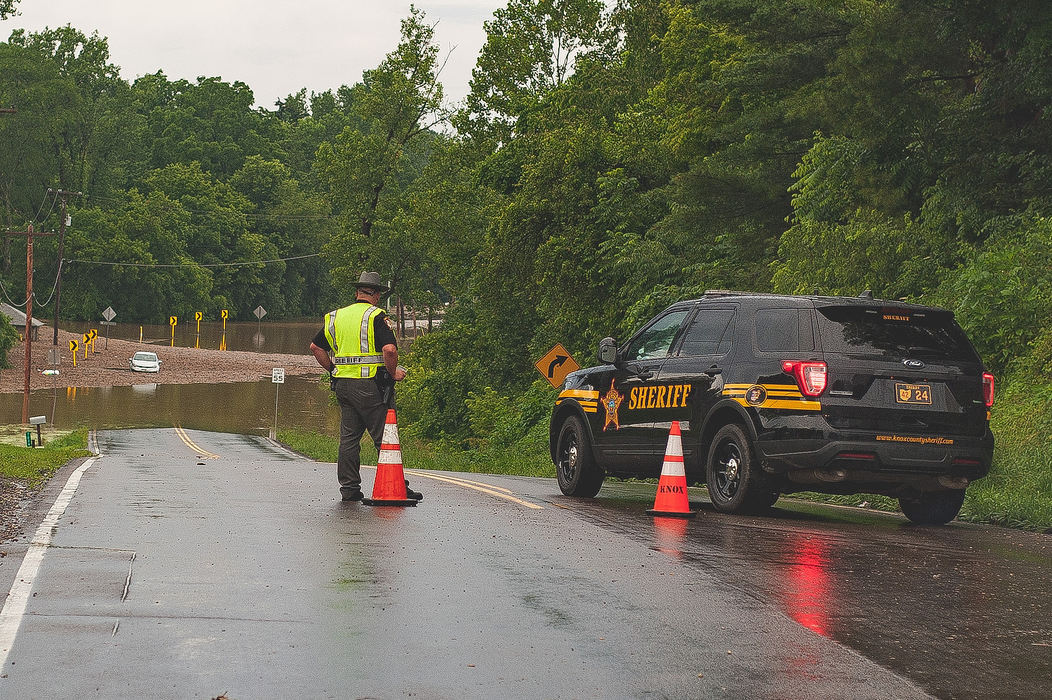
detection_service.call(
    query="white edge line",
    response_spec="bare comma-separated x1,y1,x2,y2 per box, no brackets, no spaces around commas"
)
0,456,98,670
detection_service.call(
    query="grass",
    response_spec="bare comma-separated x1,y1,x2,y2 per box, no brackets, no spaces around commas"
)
277,428,555,478
0,428,91,486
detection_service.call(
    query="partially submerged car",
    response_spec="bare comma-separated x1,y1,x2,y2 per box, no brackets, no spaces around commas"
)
129,351,161,373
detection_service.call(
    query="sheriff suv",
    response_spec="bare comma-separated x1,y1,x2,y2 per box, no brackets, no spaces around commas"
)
549,291,995,525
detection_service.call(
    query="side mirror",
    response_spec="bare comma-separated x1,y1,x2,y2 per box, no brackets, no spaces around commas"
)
598,337,619,365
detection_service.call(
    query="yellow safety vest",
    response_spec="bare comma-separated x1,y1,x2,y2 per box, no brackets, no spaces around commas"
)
324,302,385,379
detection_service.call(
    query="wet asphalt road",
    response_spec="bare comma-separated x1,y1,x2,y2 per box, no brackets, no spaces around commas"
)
0,429,1048,699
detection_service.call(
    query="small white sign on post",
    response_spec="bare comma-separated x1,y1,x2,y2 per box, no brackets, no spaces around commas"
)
270,367,284,440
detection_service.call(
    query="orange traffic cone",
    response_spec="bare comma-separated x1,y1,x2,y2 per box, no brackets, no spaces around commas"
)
646,421,697,518
363,409,418,507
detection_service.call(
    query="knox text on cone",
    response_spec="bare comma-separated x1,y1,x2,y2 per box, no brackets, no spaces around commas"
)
363,409,417,507
646,421,697,518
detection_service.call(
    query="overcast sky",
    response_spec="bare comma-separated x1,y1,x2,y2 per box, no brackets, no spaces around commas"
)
0,0,506,109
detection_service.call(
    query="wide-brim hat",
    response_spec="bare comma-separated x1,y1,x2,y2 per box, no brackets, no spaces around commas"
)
353,271,390,294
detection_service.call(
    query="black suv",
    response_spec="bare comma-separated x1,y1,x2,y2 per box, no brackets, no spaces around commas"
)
549,291,995,524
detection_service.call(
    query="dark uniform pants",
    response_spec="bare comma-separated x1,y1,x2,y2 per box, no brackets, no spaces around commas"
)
333,378,390,496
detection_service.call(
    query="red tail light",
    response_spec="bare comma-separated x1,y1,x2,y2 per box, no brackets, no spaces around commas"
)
982,372,995,407
782,360,828,397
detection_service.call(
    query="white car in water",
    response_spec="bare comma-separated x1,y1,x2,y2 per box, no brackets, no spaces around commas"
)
129,351,161,373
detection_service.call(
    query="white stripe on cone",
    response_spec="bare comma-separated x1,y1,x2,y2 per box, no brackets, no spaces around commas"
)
660,427,685,477
383,419,399,444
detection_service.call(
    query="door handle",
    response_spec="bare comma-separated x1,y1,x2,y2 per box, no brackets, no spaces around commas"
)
628,364,656,380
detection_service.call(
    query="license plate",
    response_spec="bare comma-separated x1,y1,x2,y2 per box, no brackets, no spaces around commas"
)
895,383,932,405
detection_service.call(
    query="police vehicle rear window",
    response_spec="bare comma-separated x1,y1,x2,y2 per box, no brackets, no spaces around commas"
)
816,306,978,361
755,308,814,353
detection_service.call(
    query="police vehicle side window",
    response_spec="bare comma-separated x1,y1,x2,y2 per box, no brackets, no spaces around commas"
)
755,308,815,353
677,308,735,357
624,309,690,362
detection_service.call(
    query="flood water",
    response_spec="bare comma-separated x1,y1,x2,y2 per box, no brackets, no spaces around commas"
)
5,321,342,436
0,376,341,436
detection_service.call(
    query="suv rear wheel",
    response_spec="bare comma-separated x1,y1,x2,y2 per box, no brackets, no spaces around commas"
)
555,416,604,497
706,424,778,514
898,489,966,525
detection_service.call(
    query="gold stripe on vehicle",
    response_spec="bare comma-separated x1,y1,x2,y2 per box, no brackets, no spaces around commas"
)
729,397,821,411
558,389,600,400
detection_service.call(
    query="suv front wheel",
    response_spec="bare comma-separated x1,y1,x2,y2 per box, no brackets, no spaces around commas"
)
555,415,605,497
898,489,966,525
706,424,778,514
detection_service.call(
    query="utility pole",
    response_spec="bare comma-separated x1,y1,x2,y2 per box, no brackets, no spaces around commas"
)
51,189,81,346
5,224,55,423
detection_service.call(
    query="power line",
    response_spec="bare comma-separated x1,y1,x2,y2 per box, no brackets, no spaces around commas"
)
31,258,62,308
0,276,30,308
31,189,57,224
64,252,323,268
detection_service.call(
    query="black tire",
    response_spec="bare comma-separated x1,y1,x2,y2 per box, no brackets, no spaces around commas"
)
555,415,604,497
898,490,966,525
705,423,777,514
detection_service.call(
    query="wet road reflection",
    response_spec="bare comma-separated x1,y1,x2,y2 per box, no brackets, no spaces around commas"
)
782,534,831,638
564,483,1051,699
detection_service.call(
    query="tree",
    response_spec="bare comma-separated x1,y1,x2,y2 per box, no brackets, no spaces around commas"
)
314,5,446,290
460,0,608,140
0,1,18,20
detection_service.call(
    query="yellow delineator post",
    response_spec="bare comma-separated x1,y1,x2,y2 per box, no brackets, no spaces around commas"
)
169,315,177,346
89,329,98,353
83,333,89,360
139,325,143,343
69,339,78,368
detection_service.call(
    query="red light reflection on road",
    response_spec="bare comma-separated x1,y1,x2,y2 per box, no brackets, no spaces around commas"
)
652,516,689,559
783,535,832,637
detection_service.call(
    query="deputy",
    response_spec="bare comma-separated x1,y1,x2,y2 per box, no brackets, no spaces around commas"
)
309,271,422,502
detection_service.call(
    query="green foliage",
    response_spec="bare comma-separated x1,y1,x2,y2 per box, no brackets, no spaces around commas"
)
960,352,1052,530
933,216,1052,372
0,314,17,368
314,6,446,295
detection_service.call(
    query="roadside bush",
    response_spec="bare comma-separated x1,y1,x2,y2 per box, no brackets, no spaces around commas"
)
933,215,1052,373
465,380,554,450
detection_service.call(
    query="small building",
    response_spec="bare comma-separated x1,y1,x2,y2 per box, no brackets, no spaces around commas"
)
0,302,44,340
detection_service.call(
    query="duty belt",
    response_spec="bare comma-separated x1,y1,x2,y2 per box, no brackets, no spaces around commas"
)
333,354,383,365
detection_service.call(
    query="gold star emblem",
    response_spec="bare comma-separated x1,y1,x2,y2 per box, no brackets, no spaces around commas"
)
602,378,624,431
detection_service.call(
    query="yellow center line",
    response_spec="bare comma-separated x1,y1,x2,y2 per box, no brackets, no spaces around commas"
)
173,426,220,460
359,465,542,509
408,471,543,509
